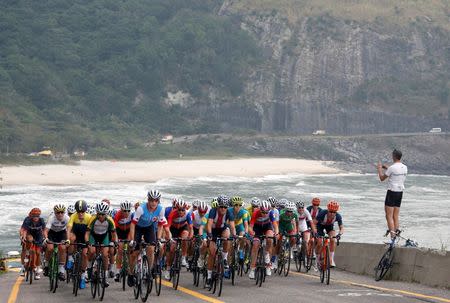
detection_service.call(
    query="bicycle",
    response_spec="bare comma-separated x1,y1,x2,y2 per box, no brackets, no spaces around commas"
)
23,239,40,285
46,240,68,293
89,243,111,301
317,234,339,285
152,239,166,296
277,234,296,276
169,237,190,290
374,232,417,281
305,234,316,272
69,242,86,297
294,232,307,272
190,236,202,287
133,241,152,302
253,235,276,287
117,239,130,291
208,237,232,297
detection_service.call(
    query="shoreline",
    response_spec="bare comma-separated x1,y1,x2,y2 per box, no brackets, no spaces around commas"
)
0,158,340,186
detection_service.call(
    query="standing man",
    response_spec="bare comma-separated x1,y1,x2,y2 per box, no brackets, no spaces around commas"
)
378,149,407,238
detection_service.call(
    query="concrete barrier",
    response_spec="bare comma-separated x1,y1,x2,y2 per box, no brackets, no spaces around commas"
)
335,242,450,289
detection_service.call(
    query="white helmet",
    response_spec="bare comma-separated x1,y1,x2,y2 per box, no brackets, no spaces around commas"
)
260,200,271,212
176,199,189,210
120,200,132,211
285,201,296,212
67,205,76,214
198,201,208,213
251,197,261,208
96,201,110,214
192,200,201,208
147,189,161,200
278,198,288,209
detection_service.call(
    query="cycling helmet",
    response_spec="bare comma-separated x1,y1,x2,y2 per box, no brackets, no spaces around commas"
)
53,204,66,213
260,200,271,212
327,200,340,212
88,205,96,215
278,198,288,209
211,198,218,208
29,208,41,217
231,196,244,206
108,208,118,218
67,205,76,215
250,197,261,208
267,197,277,207
101,198,111,205
147,189,161,200
96,201,110,214
198,201,208,213
75,200,88,212
296,200,305,208
312,197,321,206
192,200,201,208
285,201,296,212
176,199,189,210
120,201,132,211
217,195,230,207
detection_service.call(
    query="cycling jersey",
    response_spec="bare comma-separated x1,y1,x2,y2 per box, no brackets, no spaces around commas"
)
132,203,166,228
21,217,45,242
250,209,277,226
297,209,312,222
114,210,132,231
87,216,115,235
278,209,298,233
306,205,322,220
168,209,193,229
46,214,70,232
246,206,258,218
68,213,92,236
164,206,173,220
271,208,280,222
227,207,249,234
315,210,343,227
208,208,234,229
191,210,208,230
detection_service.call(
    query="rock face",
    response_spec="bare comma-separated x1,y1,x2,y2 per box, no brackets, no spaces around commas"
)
207,2,450,135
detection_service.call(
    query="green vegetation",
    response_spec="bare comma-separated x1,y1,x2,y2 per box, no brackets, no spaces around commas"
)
0,0,260,154
230,0,450,29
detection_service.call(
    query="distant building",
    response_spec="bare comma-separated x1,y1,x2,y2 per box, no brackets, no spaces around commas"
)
37,150,53,156
73,149,86,157
161,134,173,143
312,130,326,135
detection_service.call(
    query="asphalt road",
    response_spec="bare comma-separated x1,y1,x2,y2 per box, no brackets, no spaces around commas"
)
2,266,449,303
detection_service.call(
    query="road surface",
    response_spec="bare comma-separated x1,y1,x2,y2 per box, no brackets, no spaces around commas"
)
2,266,449,303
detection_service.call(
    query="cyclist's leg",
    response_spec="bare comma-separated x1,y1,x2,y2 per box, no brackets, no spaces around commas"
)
385,205,395,235
315,225,325,256
207,240,217,280
393,206,400,232
221,228,231,263
265,229,274,264
327,228,336,266
180,229,189,258
146,226,157,268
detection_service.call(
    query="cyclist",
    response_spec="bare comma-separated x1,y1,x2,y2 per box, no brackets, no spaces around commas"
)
128,190,168,287
43,204,70,280
307,197,322,221
107,207,118,278
246,197,260,218
274,200,298,270
248,200,278,279
210,198,218,209
228,196,249,260
191,199,200,214
164,198,177,220
67,200,91,289
205,195,236,288
113,200,133,282
165,199,193,278
314,200,344,267
67,205,76,217
85,201,117,287
191,201,209,268
296,201,317,257
19,208,45,279
276,198,287,211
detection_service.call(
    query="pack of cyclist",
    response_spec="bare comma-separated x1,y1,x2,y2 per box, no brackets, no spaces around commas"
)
18,190,344,294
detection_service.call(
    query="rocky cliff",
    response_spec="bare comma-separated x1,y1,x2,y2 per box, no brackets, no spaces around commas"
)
203,0,450,135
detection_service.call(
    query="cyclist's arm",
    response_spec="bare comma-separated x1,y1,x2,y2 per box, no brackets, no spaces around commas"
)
206,218,213,235
129,222,135,241
243,220,249,234
338,225,344,235
229,220,236,237
188,223,194,239
273,220,279,235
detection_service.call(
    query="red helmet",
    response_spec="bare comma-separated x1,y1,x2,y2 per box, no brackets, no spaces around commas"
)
312,197,321,206
29,208,41,217
327,200,340,212
101,199,111,205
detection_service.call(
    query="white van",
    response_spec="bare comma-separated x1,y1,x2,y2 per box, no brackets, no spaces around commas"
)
429,128,442,133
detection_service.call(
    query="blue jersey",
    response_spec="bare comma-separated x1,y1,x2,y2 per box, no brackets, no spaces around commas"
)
315,210,343,227
132,203,166,228
208,208,234,229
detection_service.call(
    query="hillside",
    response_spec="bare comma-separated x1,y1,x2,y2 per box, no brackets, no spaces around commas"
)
0,0,449,157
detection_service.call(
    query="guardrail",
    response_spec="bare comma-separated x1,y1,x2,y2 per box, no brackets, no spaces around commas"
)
335,242,450,289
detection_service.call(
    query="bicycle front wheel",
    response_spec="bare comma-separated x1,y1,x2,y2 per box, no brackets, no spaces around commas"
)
375,248,394,281
172,251,181,290
99,262,106,301
325,246,331,285
284,244,292,277
90,262,98,298
140,255,152,302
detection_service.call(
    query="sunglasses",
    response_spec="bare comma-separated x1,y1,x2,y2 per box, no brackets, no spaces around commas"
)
123,210,131,213
286,210,293,213
178,208,186,212
260,211,268,214
98,213,106,216
219,206,228,209
56,211,65,214
149,199,159,202
31,215,40,218
77,211,86,214
329,211,336,214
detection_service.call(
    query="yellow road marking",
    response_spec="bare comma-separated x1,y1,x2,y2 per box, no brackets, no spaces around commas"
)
290,271,450,302
7,276,23,303
161,280,224,303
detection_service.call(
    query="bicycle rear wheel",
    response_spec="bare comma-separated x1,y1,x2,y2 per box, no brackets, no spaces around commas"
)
72,253,80,296
374,248,394,281
154,262,162,296
306,239,314,272
140,255,152,302
217,255,224,297
134,260,141,299
284,244,291,277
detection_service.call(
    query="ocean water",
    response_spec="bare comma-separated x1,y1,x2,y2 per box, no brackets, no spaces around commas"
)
1,173,449,253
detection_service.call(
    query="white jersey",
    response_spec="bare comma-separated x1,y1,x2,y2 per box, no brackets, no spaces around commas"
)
297,209,312,222
191,209,208,229
385,162,407,192
46,214,70,232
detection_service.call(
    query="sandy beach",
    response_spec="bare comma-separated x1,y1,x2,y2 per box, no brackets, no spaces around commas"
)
0,158,340,186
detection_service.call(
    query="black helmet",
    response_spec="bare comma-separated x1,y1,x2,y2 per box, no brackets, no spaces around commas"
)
75,200,88,212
